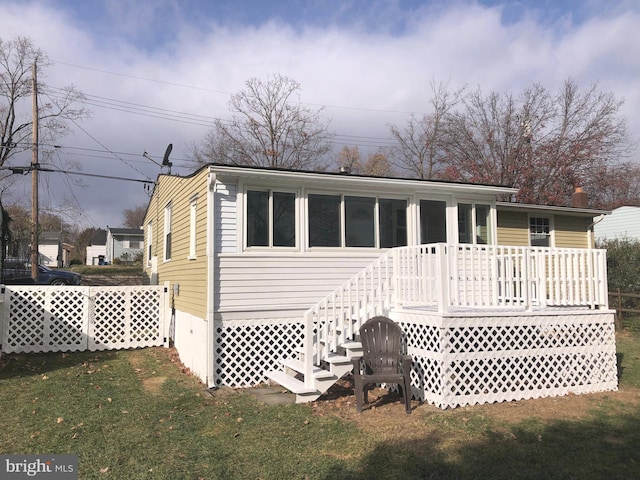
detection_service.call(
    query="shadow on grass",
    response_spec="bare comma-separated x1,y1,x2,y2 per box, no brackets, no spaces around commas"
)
320,408,640,480
0,349,118,379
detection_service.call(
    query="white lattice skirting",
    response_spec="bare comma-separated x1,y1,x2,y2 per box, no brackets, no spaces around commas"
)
394,308,619,409
213,309,618,409
0,285,170,354
215,318,305,387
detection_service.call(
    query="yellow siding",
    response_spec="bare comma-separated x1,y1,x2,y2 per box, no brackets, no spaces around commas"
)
497,208,593,249
497,210,529,246
143,168,210,319
554,215,590,248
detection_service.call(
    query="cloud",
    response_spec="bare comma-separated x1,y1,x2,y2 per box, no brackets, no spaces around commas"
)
0,0,638,230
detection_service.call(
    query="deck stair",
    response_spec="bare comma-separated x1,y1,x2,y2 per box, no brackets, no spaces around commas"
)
266,250,391,402
266,338,363,403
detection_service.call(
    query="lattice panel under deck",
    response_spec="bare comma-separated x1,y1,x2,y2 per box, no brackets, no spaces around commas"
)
215,319,305,387
394,310,618,409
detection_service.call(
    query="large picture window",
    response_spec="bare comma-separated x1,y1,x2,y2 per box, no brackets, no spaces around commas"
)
308,194,407,248
247,190,296,247
308,194,341,247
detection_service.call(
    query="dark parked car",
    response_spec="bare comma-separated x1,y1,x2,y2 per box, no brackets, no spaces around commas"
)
1,259,82,285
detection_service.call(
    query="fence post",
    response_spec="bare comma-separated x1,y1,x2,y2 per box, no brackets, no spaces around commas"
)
438,244,449,313
615,288,623,331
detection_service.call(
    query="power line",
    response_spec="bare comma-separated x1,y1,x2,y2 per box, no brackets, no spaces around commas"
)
52,60,422,115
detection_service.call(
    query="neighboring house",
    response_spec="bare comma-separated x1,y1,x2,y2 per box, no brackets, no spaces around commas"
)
38,232,62,267
86,229,107,265
593,205,640,242
143,164,617,409
105,227,144,264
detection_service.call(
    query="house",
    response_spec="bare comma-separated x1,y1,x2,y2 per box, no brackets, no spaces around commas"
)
105,227,144,264
143,164,617,409
38,232,63,267
86,229,107,265
593,205,640,243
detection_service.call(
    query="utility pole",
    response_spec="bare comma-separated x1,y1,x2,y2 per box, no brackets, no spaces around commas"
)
31,61,39,282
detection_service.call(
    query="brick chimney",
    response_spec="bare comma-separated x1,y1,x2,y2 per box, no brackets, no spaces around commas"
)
572,187,588,208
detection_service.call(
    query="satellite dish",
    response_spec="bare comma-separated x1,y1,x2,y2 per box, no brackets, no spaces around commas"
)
162,143,173,166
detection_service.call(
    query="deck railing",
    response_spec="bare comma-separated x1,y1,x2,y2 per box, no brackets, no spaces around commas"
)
393,244,609,310
301,244,609,388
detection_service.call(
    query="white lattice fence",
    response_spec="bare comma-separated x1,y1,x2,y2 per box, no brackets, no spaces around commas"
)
0,284,170,354
214,318,305,387
394,309,618,409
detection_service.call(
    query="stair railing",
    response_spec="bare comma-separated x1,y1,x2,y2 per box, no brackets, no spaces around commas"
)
301,251,394,388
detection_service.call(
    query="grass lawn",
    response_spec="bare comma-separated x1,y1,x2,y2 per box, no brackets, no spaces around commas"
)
1,332,639,479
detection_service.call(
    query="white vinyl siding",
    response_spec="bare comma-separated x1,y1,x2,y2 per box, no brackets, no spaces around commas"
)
216,252,382,312
216,182,238,253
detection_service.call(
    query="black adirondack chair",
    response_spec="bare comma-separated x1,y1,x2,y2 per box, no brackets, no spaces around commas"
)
352,316,412,414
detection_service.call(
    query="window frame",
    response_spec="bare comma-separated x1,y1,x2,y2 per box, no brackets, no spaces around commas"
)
244,187,298,250
419,198,449,244
163,202,172,262
529,215,553,247
306,192,408,249
188,195,198,259
146,221,153,265
456,201,493,245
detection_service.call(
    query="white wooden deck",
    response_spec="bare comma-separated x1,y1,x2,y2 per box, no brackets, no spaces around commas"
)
264,244,617,408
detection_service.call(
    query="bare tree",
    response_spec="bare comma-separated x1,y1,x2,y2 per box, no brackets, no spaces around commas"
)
193,74,332,170
336,145,362,174
437,79,634,208
361,151,396,177
122,205,147,228
0,36,88,168
387,80,463,179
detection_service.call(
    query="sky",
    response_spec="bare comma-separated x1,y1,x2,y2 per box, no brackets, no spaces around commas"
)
1,0,639,231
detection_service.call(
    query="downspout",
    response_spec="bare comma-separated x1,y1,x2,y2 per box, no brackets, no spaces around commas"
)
206,171,217,388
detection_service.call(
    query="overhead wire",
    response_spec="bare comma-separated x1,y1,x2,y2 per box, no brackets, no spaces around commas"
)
47,61,409,149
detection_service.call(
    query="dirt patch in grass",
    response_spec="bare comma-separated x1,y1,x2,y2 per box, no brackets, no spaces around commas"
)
127,349,169,394
308,376,640,438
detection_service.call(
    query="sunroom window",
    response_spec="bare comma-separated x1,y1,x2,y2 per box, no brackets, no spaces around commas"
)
308,194,407,248
458,202,492,244
420,199,447,244
247,190,296,247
